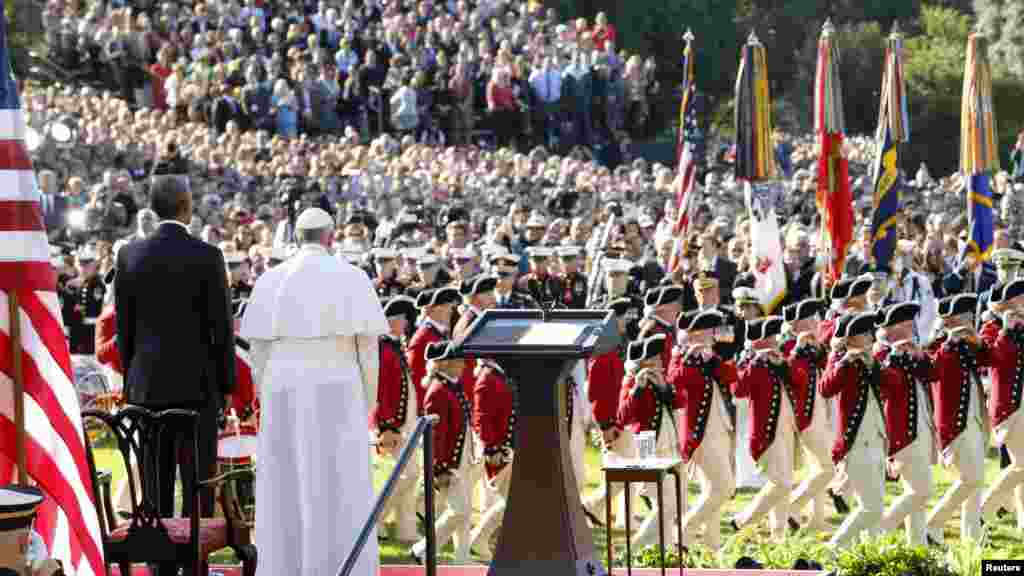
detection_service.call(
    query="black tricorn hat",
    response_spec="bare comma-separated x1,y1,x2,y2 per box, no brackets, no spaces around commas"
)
416,287,462,309
877,302,920,328
783,298,824,323
937,293,977,318
1002,279,1024,304
829,276,855,301
626,334,666,363
383,296,417,320
424,340,464,362
745,316,784,341
839,312,877,339
847,275,874,299
680,309,726,332
645,285,684,308
459,274,499,297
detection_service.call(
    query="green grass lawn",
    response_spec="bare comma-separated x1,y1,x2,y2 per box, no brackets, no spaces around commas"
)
90,436,1020,567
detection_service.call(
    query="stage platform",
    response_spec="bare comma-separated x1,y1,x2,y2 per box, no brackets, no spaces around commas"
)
109,564,824,575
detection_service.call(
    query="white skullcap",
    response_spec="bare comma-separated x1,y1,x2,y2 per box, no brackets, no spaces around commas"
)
295,207,334,231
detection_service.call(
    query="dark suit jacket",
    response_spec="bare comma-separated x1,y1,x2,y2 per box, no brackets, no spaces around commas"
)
40,193,67,233
942,263,997,296
115,221,235,408
715,257,738,306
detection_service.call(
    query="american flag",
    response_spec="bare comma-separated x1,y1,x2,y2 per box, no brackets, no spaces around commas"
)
0,8,104,575
668,81,701,273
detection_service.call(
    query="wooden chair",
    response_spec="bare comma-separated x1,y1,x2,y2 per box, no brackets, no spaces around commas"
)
81,406,257,576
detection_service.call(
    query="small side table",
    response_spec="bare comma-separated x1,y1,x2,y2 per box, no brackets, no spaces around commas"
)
602,459,684,576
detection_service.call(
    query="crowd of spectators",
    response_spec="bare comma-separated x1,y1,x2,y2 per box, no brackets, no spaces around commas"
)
41,0,661,154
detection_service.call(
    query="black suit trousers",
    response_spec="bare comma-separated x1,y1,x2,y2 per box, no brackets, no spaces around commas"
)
142,402,219,518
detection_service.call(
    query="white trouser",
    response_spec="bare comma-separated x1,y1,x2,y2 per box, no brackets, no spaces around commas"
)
681,405,733,550
983,412,1024,530
378,440,422,542
583,430,639,528
881,436,933,546
469,463,512,560
927,418,985,543
413,465,471,563
734,399,764,489
790,402,835,529
829,428,885,547
736,405,795,540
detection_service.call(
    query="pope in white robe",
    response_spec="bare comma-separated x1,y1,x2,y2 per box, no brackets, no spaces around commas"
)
241,207,388,576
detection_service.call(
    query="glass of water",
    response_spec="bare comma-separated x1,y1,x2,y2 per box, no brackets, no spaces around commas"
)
636,431,656,461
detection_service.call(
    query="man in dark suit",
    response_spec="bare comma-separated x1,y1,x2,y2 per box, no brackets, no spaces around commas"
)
115,176,234,571
698,232,737,306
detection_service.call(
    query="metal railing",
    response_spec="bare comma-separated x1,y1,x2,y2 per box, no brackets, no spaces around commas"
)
338,414,440,576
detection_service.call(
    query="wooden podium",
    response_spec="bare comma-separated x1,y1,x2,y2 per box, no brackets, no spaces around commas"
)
455,310,621,576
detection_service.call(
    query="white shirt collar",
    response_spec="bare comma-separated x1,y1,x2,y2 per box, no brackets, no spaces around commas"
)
159,219,189,232
301,243,329,255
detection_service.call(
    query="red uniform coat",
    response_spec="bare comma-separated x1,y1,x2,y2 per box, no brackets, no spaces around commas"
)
407,322,446,414
232,338,257,420
734,354,803,462
372,335,412,432
424,372,472,475
820,353,883,464
928,338,992,450
877,346,938,456
587,347,625,430
454,308,480,403
785,340,826,432
670,354,738,461
981,326,1024,429
618,372,674,439
94,304,123,374
473,360,517,480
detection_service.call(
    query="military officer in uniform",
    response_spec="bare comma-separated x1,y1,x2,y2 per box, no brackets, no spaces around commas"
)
410,341,474,564
926,294,989,544
468,354,517,560
641,284,684,375
374,247,408,298
731,317,797,541
557,246,588,309
490,248,537,309
692,268,744,362
671,309,737,551
782,299,836,532
733,286,763,323
408,253,453,298
618,334,682,549
876,302,938,546
518,247,563,306
582,297,637,526
227,252,252,316
373,296,421,543
820,312,888,547
66,245,105,355
406,287,461,414
980,280,1024,529
592,259,642,339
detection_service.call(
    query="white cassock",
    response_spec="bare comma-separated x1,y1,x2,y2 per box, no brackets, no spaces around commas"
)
241,244,388,576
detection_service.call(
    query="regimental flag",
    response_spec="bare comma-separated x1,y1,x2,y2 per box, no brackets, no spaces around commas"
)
967,173,995,260
734,33,776,182
0,7,105,576
961,32,998,261
668,30,703,274
869,123,902,272
744,182,787,314
814,20,853,285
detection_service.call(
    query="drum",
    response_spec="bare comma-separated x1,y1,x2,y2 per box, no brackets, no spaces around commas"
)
217,424,257,529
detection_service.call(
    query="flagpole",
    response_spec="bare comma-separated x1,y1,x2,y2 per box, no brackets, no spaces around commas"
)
8,292,27,485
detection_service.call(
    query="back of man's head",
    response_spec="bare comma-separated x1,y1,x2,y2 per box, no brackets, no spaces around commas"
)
150,175,191,222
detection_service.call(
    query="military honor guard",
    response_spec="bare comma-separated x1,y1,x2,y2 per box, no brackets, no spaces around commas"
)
373,296,421,543
671,310,737,551
95,267,124,393
730,317,798,541
733,285,764,322
818,275,871,346
411,341,475,564
490,248,537,309
876,302,938,546
582,297,637,526
618,334,682,549
467,354,518,560
820,312,887,547
926,293,989,544
373,247,407,298
406,287,461,413
980,280,1024,529
518,247,564,305
66,244,105,354
557,246,589,309
641,284,684,375
592,258,642,338
782,299,836,532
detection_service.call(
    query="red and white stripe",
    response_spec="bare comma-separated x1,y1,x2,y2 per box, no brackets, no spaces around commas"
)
0,96,105,574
